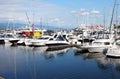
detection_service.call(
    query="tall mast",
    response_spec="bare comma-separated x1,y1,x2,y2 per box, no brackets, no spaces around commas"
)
25,12,31,25
103,7,106,28
109,0,116,32
116,0,119,26
32,0,35,25
31,0,35,33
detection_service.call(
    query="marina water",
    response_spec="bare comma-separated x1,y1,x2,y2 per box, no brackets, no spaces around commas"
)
0,45,120,79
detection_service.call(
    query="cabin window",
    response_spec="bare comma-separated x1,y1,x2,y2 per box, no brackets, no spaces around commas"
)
63,35,69,42
54,34,57,38
49,38,53,40
0,35,4,38
104,42,110,45
116,41,120,45
56,35,64,41
6,35,13,38
93,42,102,44
44,37,49,39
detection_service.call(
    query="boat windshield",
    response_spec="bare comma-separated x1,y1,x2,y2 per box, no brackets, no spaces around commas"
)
104,42,110,45
56,35,65,41
39,37,49,40
97,34,110,39
93,42,103,45
5,34,14,38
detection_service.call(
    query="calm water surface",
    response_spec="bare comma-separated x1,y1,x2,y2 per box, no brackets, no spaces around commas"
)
0,45,120,79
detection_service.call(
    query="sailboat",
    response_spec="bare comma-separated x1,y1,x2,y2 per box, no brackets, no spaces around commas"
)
17,12,45,46
106,0,120,57
81,0,118,53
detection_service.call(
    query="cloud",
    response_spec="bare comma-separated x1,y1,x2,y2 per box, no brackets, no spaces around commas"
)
71,10,77,14
71,8,90,16
80,8,86,12
0,0,104,28
49,18,65,27
0,0,68,25
81,11,89,16
0,0,28,22
91,10,100,14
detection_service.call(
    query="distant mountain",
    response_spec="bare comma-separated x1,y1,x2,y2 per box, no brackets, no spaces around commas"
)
0,22,25,29
0,22,71,31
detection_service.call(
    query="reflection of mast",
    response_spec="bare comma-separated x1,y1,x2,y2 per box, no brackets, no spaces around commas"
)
33,51,37,79
14,48,17,79
109,58,115,79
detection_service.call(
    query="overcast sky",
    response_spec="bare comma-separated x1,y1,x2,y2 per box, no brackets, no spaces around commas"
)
0,0,118,28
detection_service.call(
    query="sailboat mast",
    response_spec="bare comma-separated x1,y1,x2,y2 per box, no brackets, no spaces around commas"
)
103,7,106,28
32,0,35,25
32,0,35,33
116,0,119,26
25,12,31,25
109,0,116,32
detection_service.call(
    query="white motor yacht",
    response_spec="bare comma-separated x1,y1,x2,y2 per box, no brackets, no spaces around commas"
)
31,35,53,47
106,40,120,57
81,38,115,53
3,33,19,45
81,33,115,53
88,39,114,53
45,33,70,46
17,38,32,46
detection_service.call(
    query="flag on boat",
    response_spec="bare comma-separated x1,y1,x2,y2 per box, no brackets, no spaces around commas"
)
32,24,34,32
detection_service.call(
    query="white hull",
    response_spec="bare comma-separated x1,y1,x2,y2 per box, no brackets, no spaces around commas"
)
4,38,19,45
83,38,115,53
31,35,53,47
4,39,11,45
17,38,32,46
45,41,70,46
81,44,113,53
24,39,32,46
32,41,46,46
106,48,120,57
17,40,24,44
9,38,19,45
31,39,48,47
88,46,107,53
106,46,120,57
32,42,45,46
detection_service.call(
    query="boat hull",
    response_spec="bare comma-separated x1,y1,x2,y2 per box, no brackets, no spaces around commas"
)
45,41,70,46
9,39,19,45
32,42,46,47
17,38,32,46
0,39,5,44
88,47,107,53
106,48,120,57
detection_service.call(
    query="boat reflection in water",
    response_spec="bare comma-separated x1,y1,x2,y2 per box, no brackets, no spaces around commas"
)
43,47,70,59
1,45,120,79
32,46,48,53
74,48,120,73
